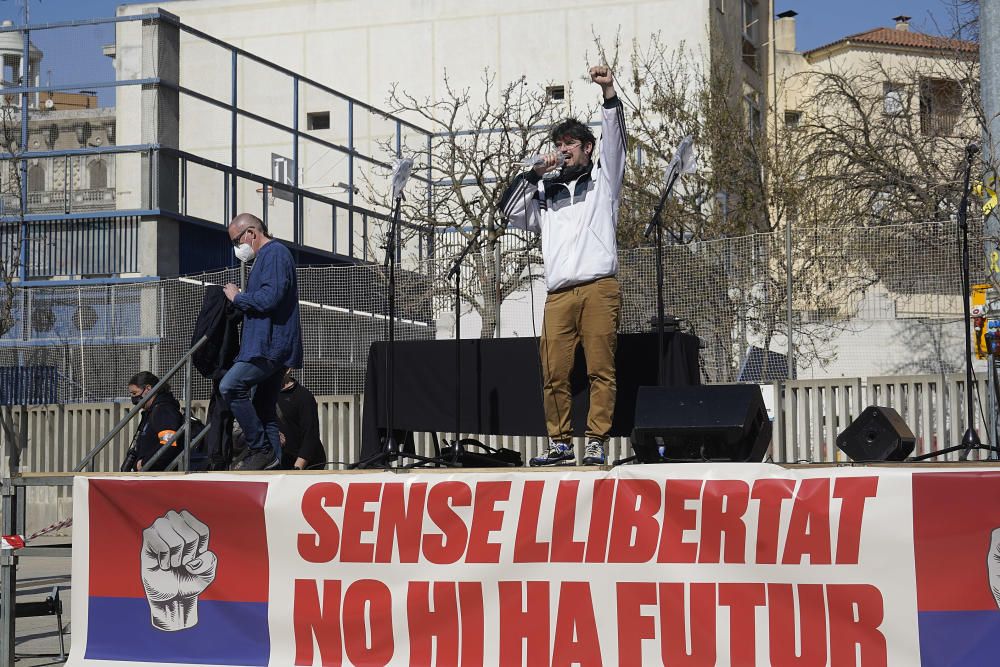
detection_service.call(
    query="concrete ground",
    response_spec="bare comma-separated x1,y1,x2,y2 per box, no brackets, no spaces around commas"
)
10,535,72,666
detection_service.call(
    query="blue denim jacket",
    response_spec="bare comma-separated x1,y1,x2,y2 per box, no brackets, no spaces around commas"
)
233,240,303,368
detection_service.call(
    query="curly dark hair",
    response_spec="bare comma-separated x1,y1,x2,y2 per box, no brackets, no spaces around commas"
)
549,118,596,150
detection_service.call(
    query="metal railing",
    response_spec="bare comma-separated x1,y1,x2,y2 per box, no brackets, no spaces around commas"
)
0,474,73,667
0,9,438,281
920,109,961,137
73,334,208,472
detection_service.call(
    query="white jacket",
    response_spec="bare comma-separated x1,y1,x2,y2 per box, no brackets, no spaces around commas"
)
500,96,626,292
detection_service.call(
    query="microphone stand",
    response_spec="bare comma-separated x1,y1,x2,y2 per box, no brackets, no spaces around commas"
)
448,226,484,465
612,163,683,468
409,225,485,468
353,191,442,469
444,227,488,466
884,145,1000,463
959,145,984,459
644,162,683,387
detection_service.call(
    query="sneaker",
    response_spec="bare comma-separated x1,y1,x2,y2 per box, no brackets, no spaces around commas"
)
583,439,606,466
233,449,279,471
529,441,575,467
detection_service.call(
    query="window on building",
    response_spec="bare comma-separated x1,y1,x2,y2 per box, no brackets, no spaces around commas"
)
27,164,44,192
2,54,19,87
546,85,565,101
883,82,905,116
784,110,802,128
741,0,759,70
88,159,107,189
307,111,330,131
870,190,894,220
742,0,758,40
919,78,962,137
745,93,762,138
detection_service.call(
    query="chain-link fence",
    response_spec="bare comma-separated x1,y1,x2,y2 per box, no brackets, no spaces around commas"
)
0,218,985,405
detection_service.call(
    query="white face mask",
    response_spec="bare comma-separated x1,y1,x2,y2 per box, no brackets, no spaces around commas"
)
234,243,256,263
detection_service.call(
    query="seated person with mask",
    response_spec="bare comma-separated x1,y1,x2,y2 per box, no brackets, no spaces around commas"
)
127,371,184,471
276,369,325,470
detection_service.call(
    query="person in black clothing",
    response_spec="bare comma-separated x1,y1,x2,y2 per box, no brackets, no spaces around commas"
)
127,371,184,472
190,284,242,470
276,369,325,470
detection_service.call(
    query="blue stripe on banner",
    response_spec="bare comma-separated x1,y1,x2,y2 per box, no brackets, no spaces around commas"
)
85,597,269,665
919,610,1000,666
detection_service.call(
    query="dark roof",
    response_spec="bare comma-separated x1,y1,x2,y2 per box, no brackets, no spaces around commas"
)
805,27,978,59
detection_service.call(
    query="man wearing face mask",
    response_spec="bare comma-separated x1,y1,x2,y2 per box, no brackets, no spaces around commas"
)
220,213,303,470
499,64,625,467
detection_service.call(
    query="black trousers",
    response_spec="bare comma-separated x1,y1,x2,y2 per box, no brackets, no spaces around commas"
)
203,380,235,469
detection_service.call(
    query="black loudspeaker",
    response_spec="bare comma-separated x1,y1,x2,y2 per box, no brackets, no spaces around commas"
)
630,384,772,463
836,406,915,462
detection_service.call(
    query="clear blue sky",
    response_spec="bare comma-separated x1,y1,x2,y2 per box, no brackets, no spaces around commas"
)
774,0,962,51
0,0,129,106
0,0,970,108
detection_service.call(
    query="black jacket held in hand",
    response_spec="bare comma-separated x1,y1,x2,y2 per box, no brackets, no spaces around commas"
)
191,284,243,381
136,390,184,471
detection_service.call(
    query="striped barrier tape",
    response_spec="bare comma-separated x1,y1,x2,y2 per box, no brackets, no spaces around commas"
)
1,516,74,550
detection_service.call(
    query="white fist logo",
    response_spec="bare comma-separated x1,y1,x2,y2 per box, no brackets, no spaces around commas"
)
141,510,218,631
989,527,1000,609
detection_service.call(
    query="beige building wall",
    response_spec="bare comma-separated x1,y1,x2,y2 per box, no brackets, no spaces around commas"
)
773,14,976,139
112,0,772,263
121,0,715,110
766,13,979,378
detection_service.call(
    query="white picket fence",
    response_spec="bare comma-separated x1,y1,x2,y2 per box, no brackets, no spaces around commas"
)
773,373,992,464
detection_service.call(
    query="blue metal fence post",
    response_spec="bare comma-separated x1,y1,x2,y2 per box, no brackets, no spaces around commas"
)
181,156,187,215
18,13,29,282
230,49,238,218
395,121,402,263
348,101,355,259
426,133,433,260
292,75,301,246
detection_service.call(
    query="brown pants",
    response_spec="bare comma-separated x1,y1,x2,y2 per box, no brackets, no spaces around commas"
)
540,276,621,442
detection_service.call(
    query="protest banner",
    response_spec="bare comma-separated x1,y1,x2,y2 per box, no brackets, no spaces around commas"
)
64,464,1000,666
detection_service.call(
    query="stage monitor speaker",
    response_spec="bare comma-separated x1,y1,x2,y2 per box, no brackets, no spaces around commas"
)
630,384,772,463
836,406,915,462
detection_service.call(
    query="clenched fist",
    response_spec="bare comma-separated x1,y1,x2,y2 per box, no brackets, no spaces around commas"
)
590,65,616,100
141,510,218,631
989,527,1000,608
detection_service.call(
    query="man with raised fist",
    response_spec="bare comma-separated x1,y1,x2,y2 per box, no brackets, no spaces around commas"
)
499,65,626,467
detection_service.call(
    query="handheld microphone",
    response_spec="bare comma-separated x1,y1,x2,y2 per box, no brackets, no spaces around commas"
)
520,152,565,169
390,157,413,201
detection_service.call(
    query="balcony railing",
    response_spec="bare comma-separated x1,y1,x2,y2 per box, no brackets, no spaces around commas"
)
920,110,961,137
0,187,115,215
0,214,139,278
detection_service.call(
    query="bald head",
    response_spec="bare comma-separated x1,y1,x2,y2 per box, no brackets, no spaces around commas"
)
228,212,271,251
229,213,263,234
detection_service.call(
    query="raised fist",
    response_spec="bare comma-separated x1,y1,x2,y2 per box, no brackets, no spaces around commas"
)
141,510,218,631
589,65,614,88
988,527,1000,609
